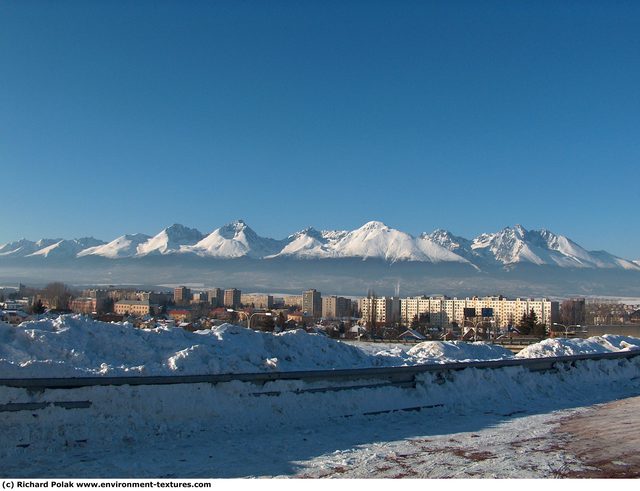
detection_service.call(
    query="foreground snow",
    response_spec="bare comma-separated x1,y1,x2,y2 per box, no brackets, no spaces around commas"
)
1,315,639,378
2,315,639,477
2,354,639,477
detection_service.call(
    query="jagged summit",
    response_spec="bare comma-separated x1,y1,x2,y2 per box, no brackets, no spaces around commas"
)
1,221,637,271
187,220,284,258
136,224,204,256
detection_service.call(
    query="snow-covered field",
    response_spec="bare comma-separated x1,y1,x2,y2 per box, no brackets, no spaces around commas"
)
1,315,640,478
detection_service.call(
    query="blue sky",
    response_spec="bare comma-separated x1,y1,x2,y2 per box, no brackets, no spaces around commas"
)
1,1,639,258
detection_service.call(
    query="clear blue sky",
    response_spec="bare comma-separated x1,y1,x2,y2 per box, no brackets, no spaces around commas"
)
1,1,639,258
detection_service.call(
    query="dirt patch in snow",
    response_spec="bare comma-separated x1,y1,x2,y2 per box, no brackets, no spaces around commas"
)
554,395,640,478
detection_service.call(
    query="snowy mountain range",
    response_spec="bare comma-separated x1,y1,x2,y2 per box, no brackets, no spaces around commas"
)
0,220,637,272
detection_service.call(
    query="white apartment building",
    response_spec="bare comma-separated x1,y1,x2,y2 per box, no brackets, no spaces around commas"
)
360,296,401,325
398,296,559,328
241,294,274,309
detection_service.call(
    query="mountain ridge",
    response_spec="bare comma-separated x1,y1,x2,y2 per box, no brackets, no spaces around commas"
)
1,221,637,272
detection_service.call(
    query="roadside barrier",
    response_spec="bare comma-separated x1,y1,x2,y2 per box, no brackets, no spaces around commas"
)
1,349,638,392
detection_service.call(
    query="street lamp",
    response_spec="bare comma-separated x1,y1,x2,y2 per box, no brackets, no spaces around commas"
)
552,322,582,337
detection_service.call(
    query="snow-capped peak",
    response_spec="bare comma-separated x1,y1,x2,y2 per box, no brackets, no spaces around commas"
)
27,237,105,258
2,221,638,271
269,227,337,259
188,220,284,258
136,224,204,256
329,222,422,262
77,233,151,259
0,238,51,257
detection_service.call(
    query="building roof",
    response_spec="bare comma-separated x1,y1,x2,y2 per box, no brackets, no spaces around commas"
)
399,328,427,340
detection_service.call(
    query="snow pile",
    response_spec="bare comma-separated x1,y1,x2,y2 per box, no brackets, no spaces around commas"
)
2,315,640,379
516,334,640,358
404,341,514,364
0,316,385,378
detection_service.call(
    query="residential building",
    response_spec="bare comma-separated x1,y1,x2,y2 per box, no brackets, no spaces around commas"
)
174,286,191,305
302,289,322,318
69,297,99,315
360,296,401,326
167,309,194,322
396,296,559,329
114,300,153,316
241,294,274,309
282,295,303,308
224,288,241,308
287,311,315,325
322,295,352,319
208,288,224,307
192,291,209,304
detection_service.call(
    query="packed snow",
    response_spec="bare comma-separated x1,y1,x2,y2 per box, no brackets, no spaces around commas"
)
1,315,639,378
516,334,640,358
2,348,639,477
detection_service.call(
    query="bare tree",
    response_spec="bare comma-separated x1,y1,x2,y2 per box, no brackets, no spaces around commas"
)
41,282,72,310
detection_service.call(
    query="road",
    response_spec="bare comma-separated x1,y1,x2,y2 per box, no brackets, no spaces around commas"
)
557,395,640,477
289,395,640,478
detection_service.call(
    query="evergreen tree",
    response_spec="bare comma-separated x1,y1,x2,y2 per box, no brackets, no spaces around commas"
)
32,299,45,314
518,309,547,338
277,311,286,329
261,315,276,332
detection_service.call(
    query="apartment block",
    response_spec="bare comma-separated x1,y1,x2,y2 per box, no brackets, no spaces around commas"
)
302,289,322,318
322,295,352,319
69,297,99,315
208,288,224,307
283,295,303,308
224,288,241,308
360,296,401,326
241,294,274,309
174,286,191,305
192,291,209,304
397,296,559,328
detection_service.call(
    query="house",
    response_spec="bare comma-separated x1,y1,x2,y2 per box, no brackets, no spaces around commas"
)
398,328,427,341
0,310,29,325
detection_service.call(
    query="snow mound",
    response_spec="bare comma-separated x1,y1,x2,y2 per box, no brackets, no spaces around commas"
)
516,335,640,359
405,341,514,364
2,316,639,378
0,316,384,378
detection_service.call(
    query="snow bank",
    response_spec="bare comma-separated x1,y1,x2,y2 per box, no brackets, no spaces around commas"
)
2,315,640,378
404,341,513,364
516,334,640,358
0,315,386,378
3,353,640,466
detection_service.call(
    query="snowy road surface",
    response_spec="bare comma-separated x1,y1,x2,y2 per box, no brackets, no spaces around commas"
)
286,395,640,478
4,391,639,478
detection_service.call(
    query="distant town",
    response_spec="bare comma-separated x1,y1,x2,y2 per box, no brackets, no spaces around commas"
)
2,283,639,342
